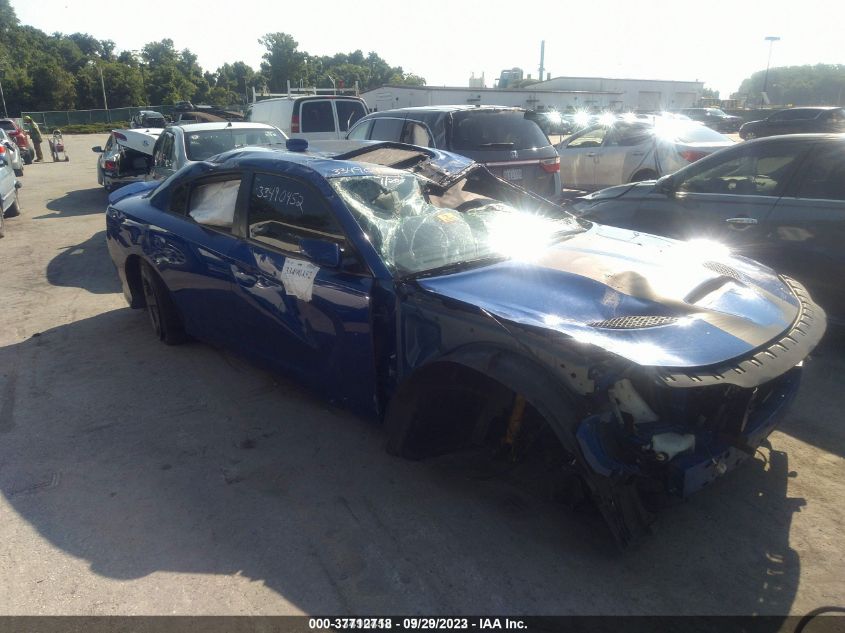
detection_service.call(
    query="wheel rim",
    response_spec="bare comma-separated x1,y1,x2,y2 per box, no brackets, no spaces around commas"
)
141,274,162,337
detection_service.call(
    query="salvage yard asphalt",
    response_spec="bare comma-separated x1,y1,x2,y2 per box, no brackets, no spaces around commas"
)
0,134,843,616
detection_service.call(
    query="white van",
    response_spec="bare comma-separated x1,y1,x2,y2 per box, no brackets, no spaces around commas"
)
247,90,369,141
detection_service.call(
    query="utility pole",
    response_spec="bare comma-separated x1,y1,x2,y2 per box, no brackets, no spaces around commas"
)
97,62,110,122
0,58,7,118
761,36,781,107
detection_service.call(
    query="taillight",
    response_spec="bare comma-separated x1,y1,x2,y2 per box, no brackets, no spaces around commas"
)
0,145,5,155
680,150,708,163
104,160,116,171
291,113,300,133
540,156,560,173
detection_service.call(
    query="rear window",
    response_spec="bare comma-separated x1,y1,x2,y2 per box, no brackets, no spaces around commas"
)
184,127,287,160
301,100,335,133
0,121,15,131
451,111,550,151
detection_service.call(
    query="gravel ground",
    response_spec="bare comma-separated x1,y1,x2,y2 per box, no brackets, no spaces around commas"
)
0,134,843,616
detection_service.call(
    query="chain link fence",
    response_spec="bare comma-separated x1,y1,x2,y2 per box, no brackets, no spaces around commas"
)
21,104,246,131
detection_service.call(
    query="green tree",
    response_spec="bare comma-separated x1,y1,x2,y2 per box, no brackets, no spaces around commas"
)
259,33,303,92
737,64,845,106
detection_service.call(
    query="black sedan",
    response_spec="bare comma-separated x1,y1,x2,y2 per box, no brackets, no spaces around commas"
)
572,133,845,323
680,108,743,133
739,107,845,140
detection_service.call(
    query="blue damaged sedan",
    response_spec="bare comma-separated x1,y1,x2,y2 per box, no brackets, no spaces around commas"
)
106,140,826,547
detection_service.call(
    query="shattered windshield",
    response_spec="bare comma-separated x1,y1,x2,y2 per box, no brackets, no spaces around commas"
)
329,171,581,276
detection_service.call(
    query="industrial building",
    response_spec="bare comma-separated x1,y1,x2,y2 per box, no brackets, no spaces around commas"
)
361,76,703,113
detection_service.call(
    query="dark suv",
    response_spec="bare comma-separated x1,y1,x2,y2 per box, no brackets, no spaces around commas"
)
346,106,561,199
680,108,743,133
739,107,845,140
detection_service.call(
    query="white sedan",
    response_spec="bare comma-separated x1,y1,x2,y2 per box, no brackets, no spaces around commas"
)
0,128,24,177
556,118,733,191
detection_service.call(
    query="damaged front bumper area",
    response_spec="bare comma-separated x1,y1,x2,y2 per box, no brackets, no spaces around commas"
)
573,277,826,548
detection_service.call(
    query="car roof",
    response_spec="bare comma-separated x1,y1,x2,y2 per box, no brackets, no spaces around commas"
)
374,105,525,114
169,122,280,132
744,133,845,142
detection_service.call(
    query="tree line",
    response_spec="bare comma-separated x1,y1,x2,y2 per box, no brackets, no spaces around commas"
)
736,64,845,106
0,0,424,115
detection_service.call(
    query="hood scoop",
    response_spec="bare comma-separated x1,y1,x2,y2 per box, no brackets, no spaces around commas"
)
588,315,680,329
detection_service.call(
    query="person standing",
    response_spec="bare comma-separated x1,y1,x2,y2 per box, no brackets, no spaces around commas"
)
23,116,43,162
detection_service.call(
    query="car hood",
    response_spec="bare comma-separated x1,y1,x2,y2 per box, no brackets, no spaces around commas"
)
416,223,803,368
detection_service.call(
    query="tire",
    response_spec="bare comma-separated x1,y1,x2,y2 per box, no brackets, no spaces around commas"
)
23,149,33,165
4,190,20,218
630,169,658,183
139,261,187,345
14,167,23,177
744,132,756,140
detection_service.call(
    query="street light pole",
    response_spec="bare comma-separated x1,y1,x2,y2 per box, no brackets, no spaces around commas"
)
762,36,781,107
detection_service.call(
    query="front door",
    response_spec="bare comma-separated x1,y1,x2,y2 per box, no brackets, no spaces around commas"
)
630,139,810,263
227,170,378,413
765,139,845,321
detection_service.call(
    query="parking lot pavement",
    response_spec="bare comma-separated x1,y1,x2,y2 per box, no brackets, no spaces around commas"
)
1,135,843,616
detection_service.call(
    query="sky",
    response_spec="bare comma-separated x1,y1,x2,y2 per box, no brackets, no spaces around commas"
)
12,0,845,97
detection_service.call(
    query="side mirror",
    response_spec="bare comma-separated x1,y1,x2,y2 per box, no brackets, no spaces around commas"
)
299,238,341,268
655,174,676,197
92,146,103,153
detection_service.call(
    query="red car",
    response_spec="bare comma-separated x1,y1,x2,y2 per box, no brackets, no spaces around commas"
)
0,119,34,164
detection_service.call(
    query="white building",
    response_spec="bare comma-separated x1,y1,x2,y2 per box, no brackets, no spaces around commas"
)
361,77,703,113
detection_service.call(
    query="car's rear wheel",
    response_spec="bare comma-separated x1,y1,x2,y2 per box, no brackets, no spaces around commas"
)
23,149,33,165
744,131,756,140
4,190,20,218
630,169,658,183
139,261,187,345
14,167,23,177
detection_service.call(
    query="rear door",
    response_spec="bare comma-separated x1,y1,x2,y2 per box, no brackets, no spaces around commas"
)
112,173,245,344
764,139,845,320
557,125,609,189
298,99,338,140
226,170,378,413
594,123,653,189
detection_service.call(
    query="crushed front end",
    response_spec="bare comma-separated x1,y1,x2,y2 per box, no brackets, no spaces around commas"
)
571,278,826,547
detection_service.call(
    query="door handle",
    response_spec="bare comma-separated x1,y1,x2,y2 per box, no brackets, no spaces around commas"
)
726,217,758,227
586,152,597,157
631,152,645,156
232,268,257,287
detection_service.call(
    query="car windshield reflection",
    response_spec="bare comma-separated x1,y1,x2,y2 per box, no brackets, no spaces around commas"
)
330,171,581,276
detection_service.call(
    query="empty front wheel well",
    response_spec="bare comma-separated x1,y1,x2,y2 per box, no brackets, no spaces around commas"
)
385,361,560,461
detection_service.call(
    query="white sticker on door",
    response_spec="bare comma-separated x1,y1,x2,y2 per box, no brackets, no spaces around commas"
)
280,258,320,302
